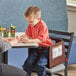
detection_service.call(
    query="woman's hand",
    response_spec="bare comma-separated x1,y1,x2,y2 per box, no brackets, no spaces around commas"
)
9,38,18,46
2,38,13,42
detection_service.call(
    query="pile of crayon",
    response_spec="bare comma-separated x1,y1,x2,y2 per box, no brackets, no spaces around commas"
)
0,26,2,36
10,25,15,37
3,28,9,37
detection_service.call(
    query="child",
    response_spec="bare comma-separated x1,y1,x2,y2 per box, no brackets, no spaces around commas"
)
18,6,54,76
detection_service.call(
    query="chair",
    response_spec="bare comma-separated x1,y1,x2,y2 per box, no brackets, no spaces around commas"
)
46,30,74,76
28,30,74,76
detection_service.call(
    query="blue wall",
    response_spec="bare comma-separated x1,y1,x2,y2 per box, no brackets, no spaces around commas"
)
0,0,68,68
69,38,76,64
0,0,67,31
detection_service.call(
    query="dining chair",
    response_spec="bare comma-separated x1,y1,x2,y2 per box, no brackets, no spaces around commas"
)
46,30,74,76
28,30,74,76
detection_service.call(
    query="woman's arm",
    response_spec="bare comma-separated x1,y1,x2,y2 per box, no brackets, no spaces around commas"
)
0,42,12,53
0,38,12,53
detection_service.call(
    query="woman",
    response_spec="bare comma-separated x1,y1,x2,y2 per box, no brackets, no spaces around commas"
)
0,36,27,76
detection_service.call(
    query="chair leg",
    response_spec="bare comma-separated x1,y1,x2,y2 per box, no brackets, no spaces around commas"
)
64,62,68,76
64,67,68,76
47,72,52,76
47,73,53,76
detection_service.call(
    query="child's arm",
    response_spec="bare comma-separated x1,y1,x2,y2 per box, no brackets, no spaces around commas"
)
18,34,41,43
18,33,42,43
21,38,41,43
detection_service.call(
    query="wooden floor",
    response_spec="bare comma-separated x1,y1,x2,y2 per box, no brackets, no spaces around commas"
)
31,64,76,76
68,64,76,76
59,64,76,76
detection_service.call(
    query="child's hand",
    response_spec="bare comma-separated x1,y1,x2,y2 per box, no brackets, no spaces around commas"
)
21,38,29,43
17,37,22,43
20,34,25,39
17,35,25,42
18,35,30,43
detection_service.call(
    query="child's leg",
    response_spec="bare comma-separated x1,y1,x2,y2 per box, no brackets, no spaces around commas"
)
36,49,48,76
23,48,38,76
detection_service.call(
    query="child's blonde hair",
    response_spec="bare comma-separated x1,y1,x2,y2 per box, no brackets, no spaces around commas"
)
25,6,41,18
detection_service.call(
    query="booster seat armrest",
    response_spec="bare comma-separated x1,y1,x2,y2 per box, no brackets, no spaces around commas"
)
50,40,64,47
49,40,65,68
49,37,62,43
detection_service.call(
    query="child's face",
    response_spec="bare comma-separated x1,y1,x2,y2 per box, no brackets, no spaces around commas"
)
25,14,39,26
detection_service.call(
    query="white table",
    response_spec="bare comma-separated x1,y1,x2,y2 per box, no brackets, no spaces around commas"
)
2,32,39,64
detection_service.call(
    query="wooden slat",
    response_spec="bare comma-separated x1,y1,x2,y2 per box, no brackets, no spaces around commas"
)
50,36,70,42
49,30,73,36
